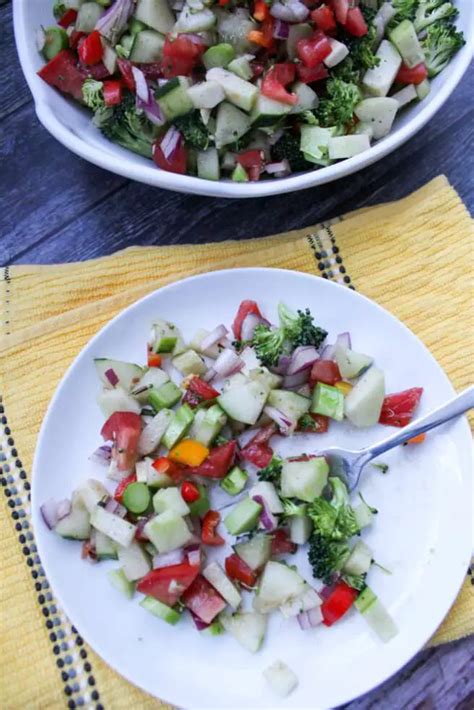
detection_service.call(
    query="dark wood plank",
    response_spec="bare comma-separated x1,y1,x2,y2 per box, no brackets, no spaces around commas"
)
1,2,31,119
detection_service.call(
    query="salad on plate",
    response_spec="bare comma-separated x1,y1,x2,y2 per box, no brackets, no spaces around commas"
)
36,0,465,182
41,299,425,697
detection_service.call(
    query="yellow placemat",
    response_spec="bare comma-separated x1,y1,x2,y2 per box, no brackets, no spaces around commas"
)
1,176,473,709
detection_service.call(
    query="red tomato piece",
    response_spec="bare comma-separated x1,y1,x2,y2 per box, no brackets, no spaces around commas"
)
183,376,220,409
379,387,424,427
101,412,141,471
271,528,297,555
225,553,258,587
309,359,341,388
311,5,336,32
344,7,368,37
153,134,187,175
298,412,330,433
297,31,332,68
396,62,428,85
103,80,122,106
251,61,265,79
37,50,87,102
161,34,206,78
147,351,162,368
58,8,78,28
253,0,270,20
237,149,264,182
297,62,329,83
261,62,298,105
78,30,103,66
330,0,349,24
182,575,227,623
241,442,273,468
232,300,262,339
189,441,237,479
152,456,186,481
321,581,358,626
69,30,86,51
114,473,137,503
201,510,225,546
117,58,135,90
137,563,200,606
181,480,201,503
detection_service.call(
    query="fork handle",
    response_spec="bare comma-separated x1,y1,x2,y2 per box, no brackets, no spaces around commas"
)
361,385,474,462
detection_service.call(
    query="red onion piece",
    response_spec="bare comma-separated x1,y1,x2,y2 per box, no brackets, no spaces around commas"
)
200,324,228,352
190,610,210,630
153,549,185,569
240,313,268,342
282,370,309,389
297,605,323,630
287,346,320,375
90,444,112,465
185,33,208,46
270,0,309,23
253,495,278,532
132,66,165,126
161,125,182,162
57,499,72,521
336,332,351,350
270,354,291,375
265,160,291,177
186,545,201,567
40,499,60,529
96,0,133,45
205,349,244,380
105,368,119,386
320,343,335,360
273,18,290,39
104,498,127,517
263,405,293,435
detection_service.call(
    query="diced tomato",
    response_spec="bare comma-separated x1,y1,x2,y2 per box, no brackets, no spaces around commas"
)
253,0,270,20
344,7,368,37
189,441,237,479
201,510,225,546
261,62,298,106
247,16,275,50
137,562,200,607
147,351,162,368
77,30,103,66
138,62,163,81
237,149,264,182
251,423,278,445
101,412,142,471
309,359,342,388
232,300,262,339
396,62,428,85
218,0,231,5
152,456,186,480
161,34,206,78
182,375,220,408
117,58,135,90
321,581,358,626
298,412,330,433
82,61,111,80
311,5,336,32
182,575,226,623
69,30,86,51
37,50,87,102
251,61,266,79
297,62,329,83
330,0,349,24
379,387,423,427
240,423,276,468
271,528,297,555
114,473,137,503
58,8,78,28
103,80,122,107
297,30,332,68
225,553,257,587
153,134,187,175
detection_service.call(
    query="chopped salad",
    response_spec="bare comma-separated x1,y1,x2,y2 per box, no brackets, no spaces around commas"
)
42,300,425,696
37,0,465,182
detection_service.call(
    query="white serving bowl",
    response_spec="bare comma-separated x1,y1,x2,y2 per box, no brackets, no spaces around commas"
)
14,0,474,198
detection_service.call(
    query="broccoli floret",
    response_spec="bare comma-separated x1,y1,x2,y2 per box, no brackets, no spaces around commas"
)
282,499,307,518
308,478,360,541
421,21,465,77
315,78,362,129
337,7,380,80
82,79,105,112
391,0,419,23
98,92,157,159
257,456,283,484
302,110,319,126
53,1,67,20
414,1,458,33
308,534,350,584
271,132,314,173
173,111,209,151
252,302,327,367
341,572,367,590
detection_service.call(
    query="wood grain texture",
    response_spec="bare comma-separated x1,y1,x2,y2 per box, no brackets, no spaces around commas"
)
0,2,473,707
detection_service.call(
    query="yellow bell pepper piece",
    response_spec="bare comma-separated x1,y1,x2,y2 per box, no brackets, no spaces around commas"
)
335,381,353,396
169,439,209,467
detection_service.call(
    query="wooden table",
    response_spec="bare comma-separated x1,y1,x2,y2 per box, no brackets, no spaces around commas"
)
2,1,473,706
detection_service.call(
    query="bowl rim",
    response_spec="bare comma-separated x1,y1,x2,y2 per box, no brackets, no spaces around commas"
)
13,0,474,198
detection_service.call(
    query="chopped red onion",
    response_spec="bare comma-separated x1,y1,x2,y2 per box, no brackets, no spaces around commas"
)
287,346,320,375
190,610,210,630
263,405,293,435
265,160,291,177
160,125,182,162
270,0,309,23
282,370,309,389
205,349,244,380
270,354,291,375
200,324,228,352
95,0,133,45
90,444,112,466
132,66,165,126
57,499,72,521
40,498,71,529
105,367,119,386
253,495,278,531
186,545,201,567
185,33,208,46
336,332,351,350
153,549,185,569
297,605,323,630
104,497,127,517
240,313,266,341
320,343,336,360
273,18,290,39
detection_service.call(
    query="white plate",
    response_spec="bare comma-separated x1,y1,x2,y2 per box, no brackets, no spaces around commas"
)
32,269,472,709
13,0,474,198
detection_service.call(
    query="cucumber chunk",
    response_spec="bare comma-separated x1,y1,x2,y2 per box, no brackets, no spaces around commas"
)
162,404,194,450
144,511,193,553
267,389,310,429
311,383,344,420
107,568,135,599
254,561,305,613
138,409,173,456
172,349,207,376
94,358,144,392
187,81,225,109
149,381,182,412
189,404,227,447
76,2,103,32
97,387,141,418
90,506,136,547
355,586,397,642
134,0,175,35
152,487,190,516
289,515,313,545
203,561,241,609
157,77,194,120
389,20,424,68
75,479,108,513
197,148,221,181
328,134,371,160
140,596,181,625
335,344,373,379
175,6,216,33
228,56,253,80
263,660,298,697
220,612,267,652
362,40,402,97
391,84,418,108
220,466,248,496
122,482,151,514
118,540,151,581
290,81,319,113
188,483,210,518
42,26,69,61
344,540,373,575
224,497,262,535
248,481,283,514
55,501,91,541
355,97,399,139
218,379,269,425
203,43,235,69
129,29,165,63
207,68,258,112
133,367,169,402
94,530,117,560
344,366,385,427
250,94,292,127
281,457,329,503
323,37,349,68
234,533,271,571
214,102,251,148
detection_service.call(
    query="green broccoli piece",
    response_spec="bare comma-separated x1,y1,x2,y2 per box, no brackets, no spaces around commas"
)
53,1,67,20
315,78,362,129
271,132,314,173
82,79,105,112
308,478,360,541
302,110,319,126
282,499,307,518
341,572,367,590
252,302,327,367
391,0,419,23
421,21,465,77
257,456,283,484
337,7,380,80
414,1,458,33
98,92,158,159
173,111,209,151
308,534,350,584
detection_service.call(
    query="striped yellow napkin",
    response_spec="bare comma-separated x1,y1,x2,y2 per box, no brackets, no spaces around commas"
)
1,176,472,709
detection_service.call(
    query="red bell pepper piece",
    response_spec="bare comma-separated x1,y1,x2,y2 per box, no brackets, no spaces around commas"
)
379,387,424,427
152,456,186,481
232,300,262,339
321,581,358,626
309,359,341,388
296,62,329,83
182,575,227,623
37,50,87,102
297,31,332,68
147,350,162,368
114,473,137,503
271,528,297,555
201,510,225,546
189,441,237,479
396,62,428,85
101,412,142,471
58,8,78,28
137,562,200,606
103,80,123,107
247,17,275,50
225,553,257,587
181,480,201,503
78,30,103,66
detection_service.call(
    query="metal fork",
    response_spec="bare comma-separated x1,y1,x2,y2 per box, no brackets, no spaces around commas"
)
322,385,474,491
